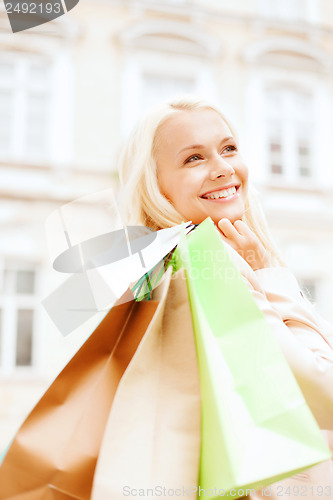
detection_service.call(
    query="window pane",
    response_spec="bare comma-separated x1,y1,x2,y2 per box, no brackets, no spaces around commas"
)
270,143,281,153
298,142,311,177
299,166,311,177
268,127,283,175
25,93,49,156
265,86,314,180
271,163,283,175
0,57,51,161
28,61,50,85
2,268,12,294
266,0,303,21
0,61,14,76
16,270,35,294
142,73,195,112
266,90,285,176
16,309,33,366
294,93,312,123
294,97,313,178
266,90,282,117
0,89,13,152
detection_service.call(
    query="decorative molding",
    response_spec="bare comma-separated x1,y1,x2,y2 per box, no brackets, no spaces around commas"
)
242,37,332,72
0,10,82,42
117,19,221,58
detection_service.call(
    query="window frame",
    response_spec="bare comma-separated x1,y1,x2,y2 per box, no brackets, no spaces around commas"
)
0,261,41,376
265,85,315,182
121,49,218,137
260,0,319,24
244,66,332,190
0,51,74,167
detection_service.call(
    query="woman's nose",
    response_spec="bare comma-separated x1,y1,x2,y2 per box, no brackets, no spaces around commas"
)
209,155,235,180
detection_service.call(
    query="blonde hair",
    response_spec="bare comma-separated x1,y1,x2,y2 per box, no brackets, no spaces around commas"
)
118,96,284,266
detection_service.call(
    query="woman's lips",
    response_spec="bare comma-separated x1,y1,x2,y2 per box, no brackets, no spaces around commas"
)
202,191,239,203
200,185,240,203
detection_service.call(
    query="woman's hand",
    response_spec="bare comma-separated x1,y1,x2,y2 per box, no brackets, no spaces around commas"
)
217,218,272,271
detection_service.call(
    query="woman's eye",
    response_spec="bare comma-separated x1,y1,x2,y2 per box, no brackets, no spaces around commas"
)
185,154,202,164
222,145,237,154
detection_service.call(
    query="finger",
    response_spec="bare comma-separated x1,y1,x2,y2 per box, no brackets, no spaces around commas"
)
233,221,260,249
218,218,242,242
233,220,254,238
217,228,238,252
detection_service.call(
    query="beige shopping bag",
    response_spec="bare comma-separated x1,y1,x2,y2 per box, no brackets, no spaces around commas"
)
91,267,202,500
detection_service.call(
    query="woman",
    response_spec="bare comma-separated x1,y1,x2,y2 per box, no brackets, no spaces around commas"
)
118,97,333,499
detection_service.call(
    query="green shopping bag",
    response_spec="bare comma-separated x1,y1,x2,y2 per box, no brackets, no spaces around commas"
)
173,218,331,498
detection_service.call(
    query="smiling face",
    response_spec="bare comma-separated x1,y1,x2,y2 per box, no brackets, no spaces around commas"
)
154,108,249,226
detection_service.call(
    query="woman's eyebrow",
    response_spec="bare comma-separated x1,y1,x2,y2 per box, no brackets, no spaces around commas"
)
177,144,204,155
177,136,235,156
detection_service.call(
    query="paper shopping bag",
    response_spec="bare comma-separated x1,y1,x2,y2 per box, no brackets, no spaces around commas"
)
91,266,202,500
173,218,331,498
0,291,159,500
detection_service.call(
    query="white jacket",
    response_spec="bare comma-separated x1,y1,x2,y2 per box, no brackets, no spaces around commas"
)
226,248,333,499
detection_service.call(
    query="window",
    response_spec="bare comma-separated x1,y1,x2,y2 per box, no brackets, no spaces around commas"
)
262,0,319,24
120,21,219,136
0,264,38,372
265,87,314,181
263,0,302,22
0,55,52,163
121,58,215,136
276,0,302,21
141,73,196,112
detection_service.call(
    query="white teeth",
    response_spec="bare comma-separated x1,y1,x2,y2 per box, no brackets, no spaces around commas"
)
204,186,237,200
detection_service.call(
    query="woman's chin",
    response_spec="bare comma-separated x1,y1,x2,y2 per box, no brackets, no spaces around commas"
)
184,204,246,226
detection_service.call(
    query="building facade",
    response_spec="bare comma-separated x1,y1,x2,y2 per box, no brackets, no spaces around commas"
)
0,0,333,449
